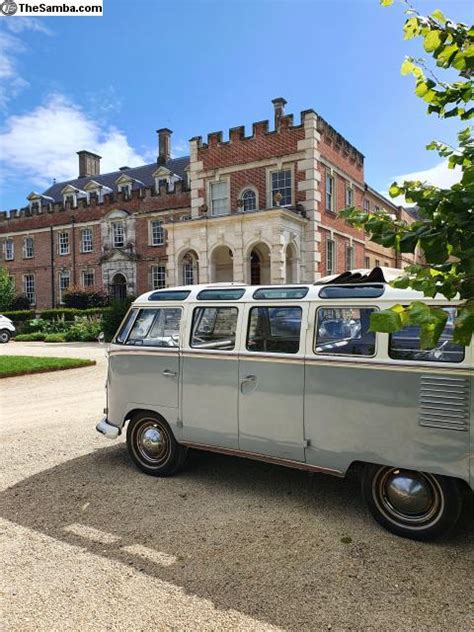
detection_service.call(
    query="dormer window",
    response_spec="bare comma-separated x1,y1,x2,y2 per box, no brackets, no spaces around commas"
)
157,178,168,191
64,194,76,207
119,184,131,198
30,201,39,212
88,190,99,204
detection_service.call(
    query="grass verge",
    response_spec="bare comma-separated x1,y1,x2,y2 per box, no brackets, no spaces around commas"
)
0,355,96,378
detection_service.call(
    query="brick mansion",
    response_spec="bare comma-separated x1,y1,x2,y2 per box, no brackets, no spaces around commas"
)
0,98,417,309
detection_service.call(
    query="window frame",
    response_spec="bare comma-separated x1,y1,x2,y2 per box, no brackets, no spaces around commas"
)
58,270,71,304
112,221,125,248
23,237,34,259
326,237,336,275
269,167,293,207
313,305,379,359
388,305,465,365
58,232,70,256
246,304,304,355
190,305,239,352
122,307,182,349
209,179,230,217
151,264,166,290
150,219,165,246
23,273,36,305
240,187,258,212
325,172,335,213
4,238,14,261
81,227,93,253
345,244,354,271
345,184,354,207
82,269,95,288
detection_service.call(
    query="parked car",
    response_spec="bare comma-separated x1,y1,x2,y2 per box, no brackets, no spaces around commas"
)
0,315,15,343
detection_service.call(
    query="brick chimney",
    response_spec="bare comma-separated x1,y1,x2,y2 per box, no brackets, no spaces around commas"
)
77,150,101,178
157,128,172,165
272,97,287,130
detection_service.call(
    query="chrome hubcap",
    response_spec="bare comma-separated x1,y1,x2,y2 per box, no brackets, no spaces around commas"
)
0,333,8,342
374,468,442,526
136,422,169,463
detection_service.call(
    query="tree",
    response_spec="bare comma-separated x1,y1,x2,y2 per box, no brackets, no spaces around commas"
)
0,267,15,311
341,1,474,347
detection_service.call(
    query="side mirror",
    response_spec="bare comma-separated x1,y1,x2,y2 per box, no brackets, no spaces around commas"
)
98,332,105,345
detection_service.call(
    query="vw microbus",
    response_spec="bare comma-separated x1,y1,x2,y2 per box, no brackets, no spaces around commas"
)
96,268,473,540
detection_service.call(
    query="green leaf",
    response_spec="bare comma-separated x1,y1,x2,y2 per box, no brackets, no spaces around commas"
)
431,9,446,23
380,0,393,5
369,309,402,334
453,305,474,346
399,233,419,253
409,303,448,348
423,30,442,53
388,183,402,197
401,58,415,75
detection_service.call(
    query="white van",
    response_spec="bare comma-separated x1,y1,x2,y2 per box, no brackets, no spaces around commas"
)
97,269,473,540
0,314,16,343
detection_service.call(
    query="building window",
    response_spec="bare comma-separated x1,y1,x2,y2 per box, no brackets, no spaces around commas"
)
23,237,34,259
112,222,125,248
326,173,335,212
375,205,381,212
271,169,292,206
182,252,198,285
345,244,354,270
59,271,70,303
81,228,93,253
151,265,166,290
82,270,95,288
23,274,35,305
64,194,75,207
150,220,164,246
88,190,100,204
58,232,70,256
156,177,168,191
364,199,370,212
345,185,354,207
241,189,257,212
119,184,131,198
364,255,370,268
326,238,336,275
30,201,40,212
4,239,14,261
210,181,229,216
375,258,380,267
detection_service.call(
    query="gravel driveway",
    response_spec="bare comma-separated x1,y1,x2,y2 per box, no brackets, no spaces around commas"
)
1,342,473,631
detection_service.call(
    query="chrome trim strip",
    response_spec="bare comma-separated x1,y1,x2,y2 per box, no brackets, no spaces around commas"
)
180,442,344,477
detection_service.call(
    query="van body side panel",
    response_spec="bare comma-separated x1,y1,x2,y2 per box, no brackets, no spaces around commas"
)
107,348,180,429
304,362,472,486
239,358,305,461
470,372,474,488
181,354,239,449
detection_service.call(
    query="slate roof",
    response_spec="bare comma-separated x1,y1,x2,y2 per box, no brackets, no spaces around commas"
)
42,156,190,203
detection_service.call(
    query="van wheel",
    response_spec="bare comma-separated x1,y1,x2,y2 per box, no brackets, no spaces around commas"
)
126,412,187,477
362,464,463,541
0,330,11,343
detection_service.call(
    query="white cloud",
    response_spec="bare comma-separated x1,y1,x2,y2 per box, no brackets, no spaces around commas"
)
0,94,146,190
0,18,51,109
383,159,462,205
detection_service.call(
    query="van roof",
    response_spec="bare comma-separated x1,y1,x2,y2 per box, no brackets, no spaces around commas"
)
132,268,457,306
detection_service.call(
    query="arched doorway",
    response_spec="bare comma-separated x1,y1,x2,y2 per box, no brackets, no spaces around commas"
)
211,245,234,282
180,250,199,285
285,243,298,283
110,273,127,301
249,243,271,285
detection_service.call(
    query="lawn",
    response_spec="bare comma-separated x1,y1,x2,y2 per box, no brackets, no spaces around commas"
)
0,356,96,378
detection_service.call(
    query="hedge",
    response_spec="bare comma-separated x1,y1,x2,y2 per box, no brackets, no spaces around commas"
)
14,332,46,341
2,310,35,322
40,307,111,321
44,333,68,343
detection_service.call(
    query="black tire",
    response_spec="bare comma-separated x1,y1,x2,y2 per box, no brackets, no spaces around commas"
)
0,329,11,344
362,464,463,541
126,412,187,477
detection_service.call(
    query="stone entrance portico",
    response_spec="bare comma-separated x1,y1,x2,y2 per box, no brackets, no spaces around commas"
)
164,208,307,286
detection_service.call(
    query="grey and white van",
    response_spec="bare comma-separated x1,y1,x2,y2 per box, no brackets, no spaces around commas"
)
0,314,16,343
96,269,473,540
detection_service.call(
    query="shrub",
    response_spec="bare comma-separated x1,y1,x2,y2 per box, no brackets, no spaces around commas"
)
2,310,35,323
14,332,46,341
0,267,15,311
64,315,103,342
44,333,68,343
102,298,134,341
10,295,32,311
63,287,109,309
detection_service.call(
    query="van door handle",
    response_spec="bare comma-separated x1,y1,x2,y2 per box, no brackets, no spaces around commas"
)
241,375,256,383
162,369,177,378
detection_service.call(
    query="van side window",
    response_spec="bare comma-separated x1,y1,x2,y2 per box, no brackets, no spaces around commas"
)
191,306,238,350
115,308,137,344
126,308,181,348
389,307,464,363
247,306,302,354
315,307,376,356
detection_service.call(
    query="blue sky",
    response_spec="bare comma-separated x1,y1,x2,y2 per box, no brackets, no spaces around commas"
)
0,0,472,210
